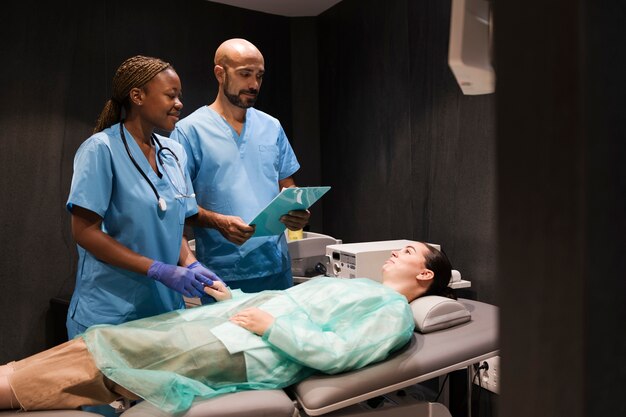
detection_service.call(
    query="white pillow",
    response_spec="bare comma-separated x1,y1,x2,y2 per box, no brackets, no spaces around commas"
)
410,296,471,333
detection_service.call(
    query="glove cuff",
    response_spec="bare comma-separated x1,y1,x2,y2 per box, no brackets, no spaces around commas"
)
147,260,164,278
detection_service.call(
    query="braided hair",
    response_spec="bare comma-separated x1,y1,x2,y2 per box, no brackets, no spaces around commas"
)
93,55,172,133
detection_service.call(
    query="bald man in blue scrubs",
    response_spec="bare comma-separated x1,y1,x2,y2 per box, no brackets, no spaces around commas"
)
171,38,310,294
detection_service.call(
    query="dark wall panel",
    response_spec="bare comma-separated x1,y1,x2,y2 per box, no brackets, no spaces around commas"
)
289,17,323,232
585,1,626,414
1,0,109,364
496,0,626,416
319,0,413,240
0,0,292,363
408,0,496,301
318,0,497,302
496,0,586,414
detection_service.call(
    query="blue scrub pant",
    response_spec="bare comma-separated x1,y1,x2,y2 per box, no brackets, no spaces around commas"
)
66,317,129,417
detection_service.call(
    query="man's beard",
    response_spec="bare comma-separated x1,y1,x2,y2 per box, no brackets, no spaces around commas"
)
223,73,258,108
224,89,257,108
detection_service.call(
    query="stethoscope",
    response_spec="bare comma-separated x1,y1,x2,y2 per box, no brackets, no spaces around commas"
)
119,122,194,212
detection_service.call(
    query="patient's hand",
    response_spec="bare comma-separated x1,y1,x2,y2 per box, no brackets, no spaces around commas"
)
203,281,232,301
230,307,275,336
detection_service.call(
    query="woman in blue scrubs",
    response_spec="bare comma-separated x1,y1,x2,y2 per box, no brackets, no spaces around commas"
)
66,55,220,340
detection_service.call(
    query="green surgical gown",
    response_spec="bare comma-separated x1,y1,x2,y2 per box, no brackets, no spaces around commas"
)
82,277,414,413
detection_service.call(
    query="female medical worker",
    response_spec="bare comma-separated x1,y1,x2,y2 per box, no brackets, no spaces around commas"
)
65,55,220,342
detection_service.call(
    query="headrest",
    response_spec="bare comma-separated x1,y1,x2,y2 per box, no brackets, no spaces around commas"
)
410,296,471,333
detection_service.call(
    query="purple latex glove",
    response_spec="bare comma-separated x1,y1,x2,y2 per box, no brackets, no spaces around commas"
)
147,261,214,298
187,261,224,284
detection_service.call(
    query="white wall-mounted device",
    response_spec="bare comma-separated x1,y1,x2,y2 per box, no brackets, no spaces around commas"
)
448,0,495,95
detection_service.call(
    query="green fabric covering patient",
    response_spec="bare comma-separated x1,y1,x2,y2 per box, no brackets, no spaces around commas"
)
0,241,453,414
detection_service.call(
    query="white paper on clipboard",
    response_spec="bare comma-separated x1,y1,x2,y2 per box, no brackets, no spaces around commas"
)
249,186,331,237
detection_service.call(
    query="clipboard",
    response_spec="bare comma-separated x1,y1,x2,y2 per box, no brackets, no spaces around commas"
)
249,186,331,237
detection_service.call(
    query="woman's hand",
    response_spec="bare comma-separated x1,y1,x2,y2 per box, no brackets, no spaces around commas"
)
203,281,232,302
230,307,275,336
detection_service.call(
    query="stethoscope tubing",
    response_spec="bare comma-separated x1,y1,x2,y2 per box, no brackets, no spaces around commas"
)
119,122,190,211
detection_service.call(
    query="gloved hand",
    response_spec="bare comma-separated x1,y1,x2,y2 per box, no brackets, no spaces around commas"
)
187,261,224,284
147,261,214,298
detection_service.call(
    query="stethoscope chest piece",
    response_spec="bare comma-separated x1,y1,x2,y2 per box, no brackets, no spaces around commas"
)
158,197,168,212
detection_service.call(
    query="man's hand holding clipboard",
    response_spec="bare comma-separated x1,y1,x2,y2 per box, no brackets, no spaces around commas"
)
249,187,331,237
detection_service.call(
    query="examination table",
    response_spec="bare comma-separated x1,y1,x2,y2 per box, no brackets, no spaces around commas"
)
1,298,497,417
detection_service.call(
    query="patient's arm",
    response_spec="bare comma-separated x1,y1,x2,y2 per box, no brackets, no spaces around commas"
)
230,307,275,336
263,298,414,374
203,281,232,302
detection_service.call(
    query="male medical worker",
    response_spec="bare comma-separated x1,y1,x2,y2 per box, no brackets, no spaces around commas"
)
171,38,309,293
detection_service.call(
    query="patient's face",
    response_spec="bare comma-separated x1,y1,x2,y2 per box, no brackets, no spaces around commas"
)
382,242,428,281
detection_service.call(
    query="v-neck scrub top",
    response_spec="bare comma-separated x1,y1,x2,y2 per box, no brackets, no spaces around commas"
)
171,107,300,281
66,123,199,328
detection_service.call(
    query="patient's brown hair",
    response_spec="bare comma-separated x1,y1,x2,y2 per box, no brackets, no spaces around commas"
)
422,243,455,299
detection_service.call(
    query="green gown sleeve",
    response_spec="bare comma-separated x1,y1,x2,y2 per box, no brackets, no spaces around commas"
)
262,280,414,374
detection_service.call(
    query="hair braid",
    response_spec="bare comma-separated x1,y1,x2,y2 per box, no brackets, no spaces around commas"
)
93,55,171,133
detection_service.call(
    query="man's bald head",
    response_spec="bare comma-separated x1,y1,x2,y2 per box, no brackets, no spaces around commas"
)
211,38,265,110
214,38,264,67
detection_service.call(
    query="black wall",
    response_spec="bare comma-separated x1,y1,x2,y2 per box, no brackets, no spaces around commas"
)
318,0,497,301
497,1,626,416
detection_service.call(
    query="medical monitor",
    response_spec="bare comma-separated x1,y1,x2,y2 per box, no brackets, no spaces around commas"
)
326,240,440,282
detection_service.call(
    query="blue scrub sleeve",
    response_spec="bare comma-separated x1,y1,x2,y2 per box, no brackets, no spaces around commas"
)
66,138,113,217
170,127,198,180
276,127,300,180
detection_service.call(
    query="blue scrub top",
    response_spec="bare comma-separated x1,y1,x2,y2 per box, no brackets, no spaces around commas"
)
66,123,198,328
170,106,300,281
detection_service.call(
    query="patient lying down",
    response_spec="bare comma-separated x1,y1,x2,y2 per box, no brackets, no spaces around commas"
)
0,241,453,414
